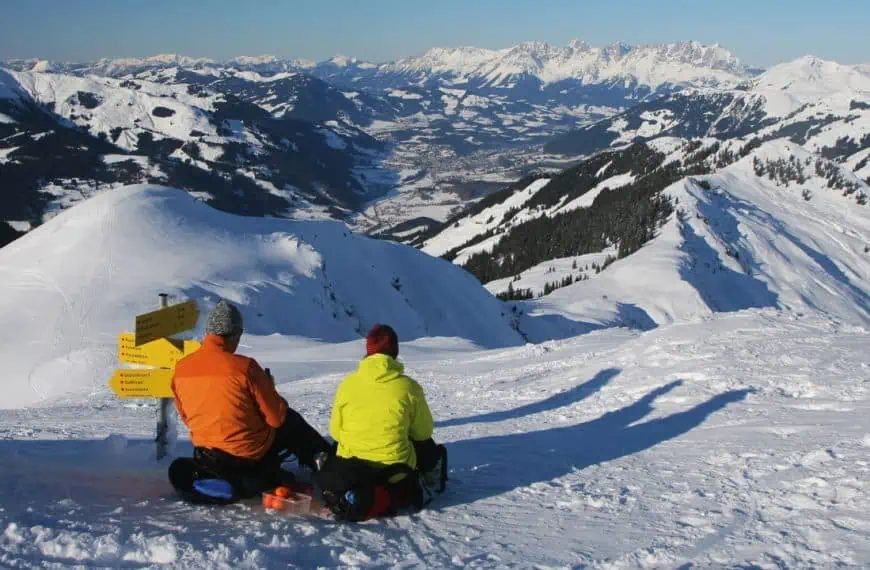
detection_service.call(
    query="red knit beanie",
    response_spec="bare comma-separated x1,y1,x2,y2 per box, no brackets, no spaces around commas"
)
366,324,399,358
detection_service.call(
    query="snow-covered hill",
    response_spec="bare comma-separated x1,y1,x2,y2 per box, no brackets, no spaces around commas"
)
418,131,869,343
0,185,521,408
515,141,868,340
547,56,870,158
0,68,394,245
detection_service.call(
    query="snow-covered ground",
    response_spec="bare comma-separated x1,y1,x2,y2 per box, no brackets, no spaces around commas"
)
1,309,868,568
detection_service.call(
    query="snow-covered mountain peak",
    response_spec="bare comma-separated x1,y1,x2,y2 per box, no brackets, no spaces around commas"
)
505,41,564,65
228,54,282,66
384,39,754,88
758,55,870,88
567,39,592,52
327,55,358,67
651,40,745,72
747,55,870,116
393,46,501,74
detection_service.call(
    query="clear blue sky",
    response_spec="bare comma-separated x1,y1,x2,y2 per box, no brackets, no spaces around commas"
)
1,0,868,67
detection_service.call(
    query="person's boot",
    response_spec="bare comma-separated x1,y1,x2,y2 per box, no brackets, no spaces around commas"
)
421,445,448,493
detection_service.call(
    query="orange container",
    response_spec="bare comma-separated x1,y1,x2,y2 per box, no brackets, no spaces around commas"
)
262,491,313,515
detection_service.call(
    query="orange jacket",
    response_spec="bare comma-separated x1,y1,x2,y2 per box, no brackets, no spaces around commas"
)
171,334,287,460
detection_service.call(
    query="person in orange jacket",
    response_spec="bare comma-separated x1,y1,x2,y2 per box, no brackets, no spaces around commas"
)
170,299,330,501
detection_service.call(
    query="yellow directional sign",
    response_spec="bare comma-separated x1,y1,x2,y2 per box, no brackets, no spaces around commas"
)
134,300,199,346
118,334,202,368
109,368,175,398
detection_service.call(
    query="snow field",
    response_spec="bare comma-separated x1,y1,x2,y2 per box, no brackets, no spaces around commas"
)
0,310,867,568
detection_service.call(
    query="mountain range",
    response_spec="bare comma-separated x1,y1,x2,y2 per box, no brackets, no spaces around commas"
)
2,40,868,246
6,39,756,94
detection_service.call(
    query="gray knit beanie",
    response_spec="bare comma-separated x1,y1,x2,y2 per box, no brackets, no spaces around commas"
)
204,300,243,337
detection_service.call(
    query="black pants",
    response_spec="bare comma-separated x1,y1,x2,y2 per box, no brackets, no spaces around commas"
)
190,408,330,496
264,407,332,470
314,438,445,520
413,438,442,473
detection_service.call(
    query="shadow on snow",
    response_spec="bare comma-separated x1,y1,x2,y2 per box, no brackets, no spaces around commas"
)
440,371,752,508
436,368,620,429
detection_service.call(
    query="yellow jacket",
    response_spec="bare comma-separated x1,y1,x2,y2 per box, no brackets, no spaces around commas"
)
330,354,433,469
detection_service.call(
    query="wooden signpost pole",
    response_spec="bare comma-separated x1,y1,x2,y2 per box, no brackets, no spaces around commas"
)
155,293,170,460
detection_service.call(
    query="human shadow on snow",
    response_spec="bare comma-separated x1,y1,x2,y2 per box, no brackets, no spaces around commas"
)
439,377,753,508
436,368,620,429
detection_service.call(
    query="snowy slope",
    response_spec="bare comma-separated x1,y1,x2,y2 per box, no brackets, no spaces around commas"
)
0,309,868,567
0,185,521,409
485,249,618,298
422,177,551,258
513,140,870,342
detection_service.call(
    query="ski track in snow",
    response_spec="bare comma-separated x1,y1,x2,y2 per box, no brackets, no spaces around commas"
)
1,309,869,568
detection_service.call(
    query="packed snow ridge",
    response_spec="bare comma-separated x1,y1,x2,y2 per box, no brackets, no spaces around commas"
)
0,185,522,408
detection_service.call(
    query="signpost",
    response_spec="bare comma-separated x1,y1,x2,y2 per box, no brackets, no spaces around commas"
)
134,299,199,346
118,334,201,369
109,369,175,398
109,294,200,460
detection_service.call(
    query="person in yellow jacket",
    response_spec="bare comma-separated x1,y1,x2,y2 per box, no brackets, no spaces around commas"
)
317,324,447,521
330,324,434,469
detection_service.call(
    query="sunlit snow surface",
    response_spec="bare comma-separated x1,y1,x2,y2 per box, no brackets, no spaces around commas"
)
1,134,869,566
0,311,868,568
